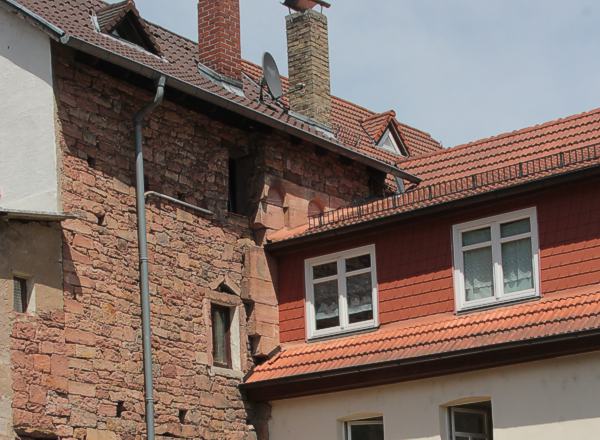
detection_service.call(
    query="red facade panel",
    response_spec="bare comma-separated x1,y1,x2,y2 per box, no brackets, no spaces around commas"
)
276,178,600,343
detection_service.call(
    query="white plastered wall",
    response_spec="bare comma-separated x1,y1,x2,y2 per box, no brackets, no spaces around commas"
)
0,8,59,212
269,351,600,440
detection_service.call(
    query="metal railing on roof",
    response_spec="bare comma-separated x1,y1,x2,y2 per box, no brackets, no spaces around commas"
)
308,143,600,230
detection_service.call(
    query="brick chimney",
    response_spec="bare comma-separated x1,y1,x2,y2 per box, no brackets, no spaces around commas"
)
286,9,332,127
197,0,242,82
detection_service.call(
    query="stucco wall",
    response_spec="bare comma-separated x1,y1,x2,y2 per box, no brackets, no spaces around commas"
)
0,220,63,440
268,351,600,440
0,8,59,212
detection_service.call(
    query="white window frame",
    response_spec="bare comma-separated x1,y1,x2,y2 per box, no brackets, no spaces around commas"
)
377,129,406,157
452,207,540,311
449,407,491,440
305,244,378,340
346,418,384,440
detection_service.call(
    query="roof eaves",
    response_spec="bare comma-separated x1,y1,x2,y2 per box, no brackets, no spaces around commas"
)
0,208,77,222
0,0,65,40
60,34,421,182
265,163,600,253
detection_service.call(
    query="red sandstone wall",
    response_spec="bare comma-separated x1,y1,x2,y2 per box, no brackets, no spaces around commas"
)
8,43,375,440
276,177,600,343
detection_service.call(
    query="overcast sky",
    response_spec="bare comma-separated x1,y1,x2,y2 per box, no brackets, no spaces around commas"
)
116,0,600,148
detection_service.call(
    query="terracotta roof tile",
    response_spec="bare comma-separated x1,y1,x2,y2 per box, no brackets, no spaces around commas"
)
241,60,442,161
275,108,600,241
246,285,600,384
12,0,439,173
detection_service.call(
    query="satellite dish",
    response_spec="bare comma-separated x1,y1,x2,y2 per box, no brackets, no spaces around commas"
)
262,52,283,101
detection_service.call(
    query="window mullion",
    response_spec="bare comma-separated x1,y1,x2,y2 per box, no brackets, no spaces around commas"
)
338,259,348,329
491,222,504,299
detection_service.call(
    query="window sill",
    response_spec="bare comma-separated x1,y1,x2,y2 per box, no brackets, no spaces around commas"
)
456,293,541,315
307,324,379,343
209,366,244,379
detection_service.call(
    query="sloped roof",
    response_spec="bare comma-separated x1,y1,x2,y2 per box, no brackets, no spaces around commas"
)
270,107,600,243
245,285,600,385
241,61,442,161
6,0,439,178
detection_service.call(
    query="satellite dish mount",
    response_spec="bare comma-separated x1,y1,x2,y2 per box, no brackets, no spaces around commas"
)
260,52,305,111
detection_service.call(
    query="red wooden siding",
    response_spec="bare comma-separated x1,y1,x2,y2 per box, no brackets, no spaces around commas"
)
276,178,600,343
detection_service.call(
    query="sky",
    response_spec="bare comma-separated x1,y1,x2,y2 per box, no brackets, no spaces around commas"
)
111,0,600,148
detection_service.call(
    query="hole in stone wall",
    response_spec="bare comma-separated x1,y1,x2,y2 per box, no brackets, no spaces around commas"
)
96,213,106,226
87,156,96,168
178,409,188,424
144,174,151,191
116,401,125,417
177,192,186,201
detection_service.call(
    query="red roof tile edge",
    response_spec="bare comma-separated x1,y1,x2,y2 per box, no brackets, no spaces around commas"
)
245,286,600,384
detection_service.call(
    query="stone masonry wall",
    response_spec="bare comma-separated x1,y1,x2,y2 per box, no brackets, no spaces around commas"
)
7,44,374,440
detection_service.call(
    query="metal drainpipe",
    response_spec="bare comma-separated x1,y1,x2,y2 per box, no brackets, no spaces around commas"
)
133,75,166,440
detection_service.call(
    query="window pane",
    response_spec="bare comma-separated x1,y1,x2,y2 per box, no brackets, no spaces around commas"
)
464,247,494,301
502,238,534,293
211,305,231,367
462,227,491,246
347,272,373,324
313,262,337,279
345,254,371,272
501,218,530,238
13,277,28,313
314,280,340,330
454,411,486,434
348,423,383,440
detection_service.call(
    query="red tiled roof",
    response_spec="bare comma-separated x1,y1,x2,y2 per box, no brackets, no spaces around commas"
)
241,61,442,161
270,108,600,242
9,0,440,173
246,285,600,384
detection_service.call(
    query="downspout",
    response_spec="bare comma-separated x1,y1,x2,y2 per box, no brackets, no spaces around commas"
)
133,75,166,440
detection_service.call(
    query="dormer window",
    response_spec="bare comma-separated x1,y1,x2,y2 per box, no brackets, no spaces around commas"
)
96,1,161,55
377,128,407,157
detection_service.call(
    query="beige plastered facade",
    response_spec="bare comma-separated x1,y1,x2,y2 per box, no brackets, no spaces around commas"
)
268,351,600,440
0,220,63,440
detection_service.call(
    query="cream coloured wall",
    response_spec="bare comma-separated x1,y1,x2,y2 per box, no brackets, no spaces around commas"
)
0,7,59,212
269,351,600,440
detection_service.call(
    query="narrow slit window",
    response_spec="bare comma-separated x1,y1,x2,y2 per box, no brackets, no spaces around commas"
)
228,155,254,215
13,277,30,313
211,304,232,368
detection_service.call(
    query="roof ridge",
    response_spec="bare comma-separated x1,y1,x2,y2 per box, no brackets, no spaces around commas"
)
402,106,600,166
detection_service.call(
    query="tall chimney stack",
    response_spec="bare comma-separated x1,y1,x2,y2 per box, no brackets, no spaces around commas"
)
285,3,332,127
197,0,242,82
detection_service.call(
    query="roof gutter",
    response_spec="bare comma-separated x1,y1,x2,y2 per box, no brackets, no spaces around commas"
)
241,327,600,401
57,35,420,183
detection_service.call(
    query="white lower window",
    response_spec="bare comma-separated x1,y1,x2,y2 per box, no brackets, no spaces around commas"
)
305,245,378,339
346,417,384,440
449,402,493,440
452,207,540,311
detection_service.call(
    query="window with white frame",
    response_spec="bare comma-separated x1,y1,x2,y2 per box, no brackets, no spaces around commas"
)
377,129,406,156
448,402,493,440
346,417,384,440
452,207,540,311
305,245,378,339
